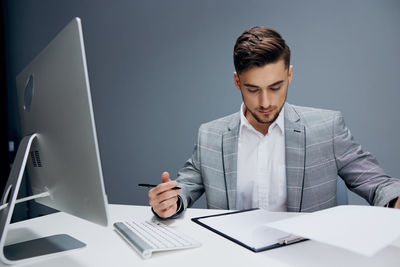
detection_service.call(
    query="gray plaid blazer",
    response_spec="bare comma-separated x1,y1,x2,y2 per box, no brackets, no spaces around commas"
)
176,103,400,212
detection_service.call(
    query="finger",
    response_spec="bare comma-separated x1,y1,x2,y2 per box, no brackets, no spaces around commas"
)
148,181,178,199
149,188,181,206
161,172,170,183
153,199,175,212
156,207,175,219
158,196,178,210
155,201,178,218
163,204,178,216
157,189,181,203
150,188,181,206
149,181,179,196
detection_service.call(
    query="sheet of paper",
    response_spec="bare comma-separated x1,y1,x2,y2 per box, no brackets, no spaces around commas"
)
197,209,298,249
265,205,400,256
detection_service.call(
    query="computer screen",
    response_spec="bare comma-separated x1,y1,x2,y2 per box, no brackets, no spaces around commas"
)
15,17,109,226
0,17,109,264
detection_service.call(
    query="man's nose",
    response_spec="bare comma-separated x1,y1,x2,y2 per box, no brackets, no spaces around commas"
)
259,89,271,108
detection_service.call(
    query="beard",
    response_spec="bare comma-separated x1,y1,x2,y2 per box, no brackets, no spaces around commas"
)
247,105,282,124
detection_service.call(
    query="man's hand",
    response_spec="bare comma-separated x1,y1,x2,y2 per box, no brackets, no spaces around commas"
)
148,172,182,218
393,197,400,209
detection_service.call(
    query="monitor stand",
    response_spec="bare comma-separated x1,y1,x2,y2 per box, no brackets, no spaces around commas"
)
0,134,86,265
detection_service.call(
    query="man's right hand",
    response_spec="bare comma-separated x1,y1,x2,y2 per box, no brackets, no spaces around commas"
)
148,172,182,218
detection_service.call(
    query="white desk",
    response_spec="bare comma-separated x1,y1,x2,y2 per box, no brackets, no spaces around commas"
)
2,204,400,267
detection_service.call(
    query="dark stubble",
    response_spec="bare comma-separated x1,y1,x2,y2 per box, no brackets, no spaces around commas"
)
247,104,283,124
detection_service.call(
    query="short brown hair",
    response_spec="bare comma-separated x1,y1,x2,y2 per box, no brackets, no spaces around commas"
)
233,26,291,74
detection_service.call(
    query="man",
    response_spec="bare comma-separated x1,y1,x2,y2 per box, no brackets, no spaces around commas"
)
148,26,400,218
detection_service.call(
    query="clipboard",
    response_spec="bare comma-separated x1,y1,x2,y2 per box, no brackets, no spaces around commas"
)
191,208,307,252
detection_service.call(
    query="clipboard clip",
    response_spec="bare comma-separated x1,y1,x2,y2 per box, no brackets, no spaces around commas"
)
278,235,304,245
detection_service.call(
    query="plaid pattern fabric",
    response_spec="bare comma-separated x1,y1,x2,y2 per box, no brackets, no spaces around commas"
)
176,103,400,212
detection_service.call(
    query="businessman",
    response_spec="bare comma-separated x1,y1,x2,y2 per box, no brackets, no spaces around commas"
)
148,26,400,218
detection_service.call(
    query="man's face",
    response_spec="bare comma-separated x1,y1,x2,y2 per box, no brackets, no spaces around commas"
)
234,59,293,133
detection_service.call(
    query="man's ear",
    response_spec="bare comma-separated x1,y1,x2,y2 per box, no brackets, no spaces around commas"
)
234,72,241,91
288,65,293,85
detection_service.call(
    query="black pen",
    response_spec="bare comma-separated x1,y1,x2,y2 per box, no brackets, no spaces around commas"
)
138,183,181,190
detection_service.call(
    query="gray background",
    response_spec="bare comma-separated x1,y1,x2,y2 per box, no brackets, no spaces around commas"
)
3,0,400,211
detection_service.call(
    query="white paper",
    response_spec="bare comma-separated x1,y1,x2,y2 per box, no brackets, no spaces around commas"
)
197,209,299,249
265,205,400,256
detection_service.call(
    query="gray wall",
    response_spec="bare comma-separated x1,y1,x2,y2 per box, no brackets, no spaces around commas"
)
3,0,400,209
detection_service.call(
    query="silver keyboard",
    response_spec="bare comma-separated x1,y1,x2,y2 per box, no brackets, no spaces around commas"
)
114,219,201,259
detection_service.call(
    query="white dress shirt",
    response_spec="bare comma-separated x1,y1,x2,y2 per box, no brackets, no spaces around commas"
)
236,103,287,211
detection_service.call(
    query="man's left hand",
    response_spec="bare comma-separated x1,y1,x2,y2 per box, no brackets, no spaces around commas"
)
394,197,400,209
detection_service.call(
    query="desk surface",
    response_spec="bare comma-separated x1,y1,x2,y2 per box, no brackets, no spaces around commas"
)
2,204,400,267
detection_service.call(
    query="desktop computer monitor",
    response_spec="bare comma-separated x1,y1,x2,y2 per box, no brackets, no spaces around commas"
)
0,17,109,264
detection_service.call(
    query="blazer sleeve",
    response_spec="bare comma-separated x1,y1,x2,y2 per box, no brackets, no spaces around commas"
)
174,126,205,211
333,112,400,206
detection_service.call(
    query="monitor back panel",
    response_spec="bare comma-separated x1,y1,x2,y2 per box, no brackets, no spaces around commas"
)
15,18,109,226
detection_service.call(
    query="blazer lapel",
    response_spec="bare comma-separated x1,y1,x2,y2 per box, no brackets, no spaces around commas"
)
284,103,306,212
222,114,240,210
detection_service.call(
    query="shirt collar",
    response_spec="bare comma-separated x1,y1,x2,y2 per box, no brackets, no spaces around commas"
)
239,103,285,136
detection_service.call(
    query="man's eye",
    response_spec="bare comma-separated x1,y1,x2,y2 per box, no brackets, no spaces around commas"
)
270,87,281,91
247,88,258,93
